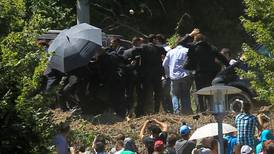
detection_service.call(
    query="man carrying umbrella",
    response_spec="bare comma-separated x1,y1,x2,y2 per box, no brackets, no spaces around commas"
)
47,23,102,111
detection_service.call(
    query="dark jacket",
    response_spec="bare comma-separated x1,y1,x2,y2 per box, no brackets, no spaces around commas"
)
189,41,229,73
179,34,229,73
139,43,166,78
123,44,165,78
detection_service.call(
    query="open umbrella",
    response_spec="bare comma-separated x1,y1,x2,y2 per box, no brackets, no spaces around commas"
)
48,23,102,73
189,123,237,140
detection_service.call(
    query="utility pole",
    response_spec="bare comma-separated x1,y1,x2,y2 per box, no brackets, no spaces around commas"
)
76,0,90,24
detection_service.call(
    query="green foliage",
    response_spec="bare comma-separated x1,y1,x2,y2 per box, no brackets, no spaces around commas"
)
0,0,75,153
240,0,274,104
68,129,95,151
167,33,180,49
28,0,75,30
0,0,25,35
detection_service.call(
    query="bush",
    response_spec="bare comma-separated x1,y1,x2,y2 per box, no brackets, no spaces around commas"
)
239,0,274,104
0,0,75,153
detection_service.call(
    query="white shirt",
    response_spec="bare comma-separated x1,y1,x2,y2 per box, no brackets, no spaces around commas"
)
162,45,189,80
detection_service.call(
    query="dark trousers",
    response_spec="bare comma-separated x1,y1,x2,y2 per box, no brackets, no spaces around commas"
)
195,72,217,112
138,75,162,115
162,78,173,113
108,77,126,117
61,76,80,110
125,73,137,114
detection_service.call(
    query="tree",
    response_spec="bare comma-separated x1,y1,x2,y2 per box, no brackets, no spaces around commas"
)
89,0,248,53
0,0,75,152
240,0,274,104
0,0,25,35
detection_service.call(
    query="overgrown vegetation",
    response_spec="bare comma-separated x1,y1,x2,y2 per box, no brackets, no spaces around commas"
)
239,0,274,104
0,0,74,153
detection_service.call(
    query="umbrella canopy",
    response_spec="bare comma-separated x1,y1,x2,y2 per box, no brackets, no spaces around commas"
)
196,85,242,95
189,123,237,140
48,23,102,73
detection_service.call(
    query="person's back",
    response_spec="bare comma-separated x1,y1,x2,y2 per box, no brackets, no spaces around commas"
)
235,101,260,149
175,125,195,154
175,139,196,154
224,134,237,154
191,41,221,73
163,45,189,80
236,113,258,145
53,123,70,154
165,134,177,154
139,43,164,77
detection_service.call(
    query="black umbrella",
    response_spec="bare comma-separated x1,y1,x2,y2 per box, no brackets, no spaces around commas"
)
48,23,102,73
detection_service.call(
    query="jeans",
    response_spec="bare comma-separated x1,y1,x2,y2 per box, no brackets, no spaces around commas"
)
170,76,192,114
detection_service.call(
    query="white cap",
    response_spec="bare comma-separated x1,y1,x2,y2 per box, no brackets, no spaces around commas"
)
241,145,252,154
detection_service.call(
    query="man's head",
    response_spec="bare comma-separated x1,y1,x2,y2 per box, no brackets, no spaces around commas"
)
94,141,105,152
242,101,252,113
167,133,177,146
124,137,138,152
155,34,166,46
179,125,191,139
263,140,274,154
148,124,162,137
194,33,207,42
59,123,70,136
115,140,124,151
110,37,121,49
220,48,231,60
132,37,142,47
140,37,148,44
95,135,106,145
147,34,156,44
154,140,165,152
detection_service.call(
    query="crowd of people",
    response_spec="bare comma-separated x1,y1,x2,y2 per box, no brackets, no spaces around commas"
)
53,101,273,154
43,28,239,117
43,28,273,154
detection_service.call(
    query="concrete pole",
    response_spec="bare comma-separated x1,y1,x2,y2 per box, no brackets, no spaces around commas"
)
76,0,90,24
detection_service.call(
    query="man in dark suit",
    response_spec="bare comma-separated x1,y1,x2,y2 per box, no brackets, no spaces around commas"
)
180,29,229,112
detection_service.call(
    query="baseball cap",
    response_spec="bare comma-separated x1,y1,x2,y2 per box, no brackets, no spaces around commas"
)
179,125,191,135
154,140,164,152
241,145,252,154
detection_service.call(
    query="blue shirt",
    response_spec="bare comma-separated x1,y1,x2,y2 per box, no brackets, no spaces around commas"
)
235,113,258,146
53,134,69,154
162,45,189,80
224,135,237,154
256,129,274,154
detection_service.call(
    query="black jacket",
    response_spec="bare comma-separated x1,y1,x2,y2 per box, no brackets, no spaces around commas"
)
188,41,229,73
179,35,229,73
